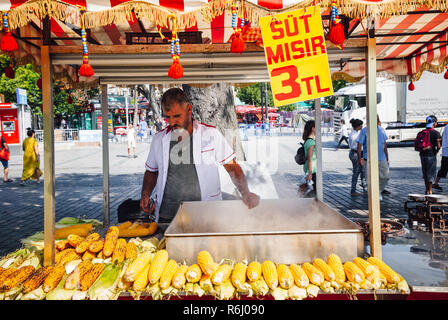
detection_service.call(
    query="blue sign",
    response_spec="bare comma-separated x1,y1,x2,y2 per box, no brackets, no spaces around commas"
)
16,88,27,105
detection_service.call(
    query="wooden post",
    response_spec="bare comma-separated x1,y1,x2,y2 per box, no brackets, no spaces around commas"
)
42,44,55,266
101,84,110,227
366,25,382,258
314,98,323,201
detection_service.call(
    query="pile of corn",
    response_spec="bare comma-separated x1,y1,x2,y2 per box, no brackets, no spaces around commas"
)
0,226,409,300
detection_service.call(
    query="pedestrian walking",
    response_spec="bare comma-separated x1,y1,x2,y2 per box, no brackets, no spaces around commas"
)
433,123,448,191
414,115,441,194
335,119,349,149
348,118,365,196
127,123,137,158
20,128,42,185
0,132,12,183
300,120,316,197
357,116,390,201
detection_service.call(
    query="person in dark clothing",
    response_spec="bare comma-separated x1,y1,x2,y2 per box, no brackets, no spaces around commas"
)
418,115,441,194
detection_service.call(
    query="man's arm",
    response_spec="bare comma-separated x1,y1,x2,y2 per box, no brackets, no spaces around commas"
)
223,159,260,209
357,142,363,166
140,170,158,213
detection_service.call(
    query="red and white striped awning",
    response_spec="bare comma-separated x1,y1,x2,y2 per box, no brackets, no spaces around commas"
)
1,0,448,84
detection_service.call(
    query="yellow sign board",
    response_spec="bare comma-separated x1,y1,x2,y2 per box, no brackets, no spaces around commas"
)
260,6,333,107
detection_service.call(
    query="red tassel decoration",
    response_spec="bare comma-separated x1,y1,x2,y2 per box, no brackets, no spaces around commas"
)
444,67,448,79
67,93,73,105
37,78,42,90
168,28,183,79
4,65,14,79
78,12,94,77
1,13,18,52
328,1,345,50
408,80,415,91
230,4,245,54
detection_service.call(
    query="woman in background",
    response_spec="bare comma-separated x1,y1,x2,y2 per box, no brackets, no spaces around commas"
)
303,120,316,195
20,128,42,185
348,119,365,196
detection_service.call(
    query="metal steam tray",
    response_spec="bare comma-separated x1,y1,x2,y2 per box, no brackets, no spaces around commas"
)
164,198,364,264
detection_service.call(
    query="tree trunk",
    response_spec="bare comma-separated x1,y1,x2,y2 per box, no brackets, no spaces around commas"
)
182,83,245,161
137,84,163,122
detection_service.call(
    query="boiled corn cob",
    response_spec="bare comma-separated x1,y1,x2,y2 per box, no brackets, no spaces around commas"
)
353,257,381,286
261,260,278,290
289,264,309,288
199,274,214,292
172,264,188,289
159,259,178,289
148,249,169,285
124,250,153,282
367,257,401,284
22,266,54,293
0,265,35,291
327,254,346,283
250,278,269,296
79,263,105,291
212,264,232,286
344,261,365,284
88,239,104,253
103,226,120,257
302,262,324,286
43,264,65,293
75,233,101,254
246,261,262,282
231,262,248,291
277,264,294,289
65,260,93,290
133,263,151,291
313,258,336,281
112,238,127,263
197,250,218,276
0,268,17,287
186,264,202,283
125,242,138,260
67,234,84,248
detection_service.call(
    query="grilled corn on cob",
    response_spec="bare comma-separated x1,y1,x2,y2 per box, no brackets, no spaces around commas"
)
0,268,17,287
0,265,35,291
67,234,84,248
88,239,104,253
43,264,65,293
22,266,54,293
75,233,101,254
65,260,93,290
125,242,138,260
112,238,127,263
103,226,120,257
56,240,70,251
79,263,105,291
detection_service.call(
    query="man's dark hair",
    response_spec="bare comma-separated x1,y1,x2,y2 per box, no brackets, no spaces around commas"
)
161,88,190,110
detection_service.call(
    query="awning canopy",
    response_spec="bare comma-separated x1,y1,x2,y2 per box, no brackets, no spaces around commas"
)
0,0,448,85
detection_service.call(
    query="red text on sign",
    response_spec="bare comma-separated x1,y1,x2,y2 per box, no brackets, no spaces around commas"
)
266,35,326,65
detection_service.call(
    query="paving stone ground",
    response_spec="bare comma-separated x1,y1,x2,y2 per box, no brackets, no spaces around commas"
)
0,129,443,257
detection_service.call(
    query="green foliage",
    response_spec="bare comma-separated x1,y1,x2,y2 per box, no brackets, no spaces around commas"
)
235,83,273,107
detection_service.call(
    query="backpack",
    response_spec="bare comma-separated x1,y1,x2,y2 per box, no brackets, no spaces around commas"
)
414,129,433,152
295,138,311,165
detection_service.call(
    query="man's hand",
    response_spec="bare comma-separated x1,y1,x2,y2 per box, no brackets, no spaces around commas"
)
359,158,364,167
140,194,155,213
306,172,313,181
242,192,260,209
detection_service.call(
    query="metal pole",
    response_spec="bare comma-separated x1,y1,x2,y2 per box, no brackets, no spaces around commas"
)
366,24,382,258
314,98,323,201
41,45,55,266
101,84,110,227
264,82,269,130
125,88,129,128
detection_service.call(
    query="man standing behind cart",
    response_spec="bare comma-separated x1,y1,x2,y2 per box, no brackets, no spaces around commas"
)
140,88,260,223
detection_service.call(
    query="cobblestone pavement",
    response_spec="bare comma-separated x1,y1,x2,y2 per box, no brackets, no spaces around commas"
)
0,131,443,257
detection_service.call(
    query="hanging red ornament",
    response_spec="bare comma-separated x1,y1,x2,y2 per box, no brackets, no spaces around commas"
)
4,65,14,79
230,3,245,54
444,67,448,79
167,18,183,80
328,1,345,50
67,93,73,104
1,12,18,52
408,80,415,91
78,10,94,77
37,78,42,90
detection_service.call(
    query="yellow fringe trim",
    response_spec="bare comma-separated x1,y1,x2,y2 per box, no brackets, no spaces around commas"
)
411,55,448,82
2,0,448,32
331,71,364,83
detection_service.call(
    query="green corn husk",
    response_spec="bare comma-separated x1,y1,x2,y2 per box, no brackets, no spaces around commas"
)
0,248,31,268
88,263,122,300
20,287,46,300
